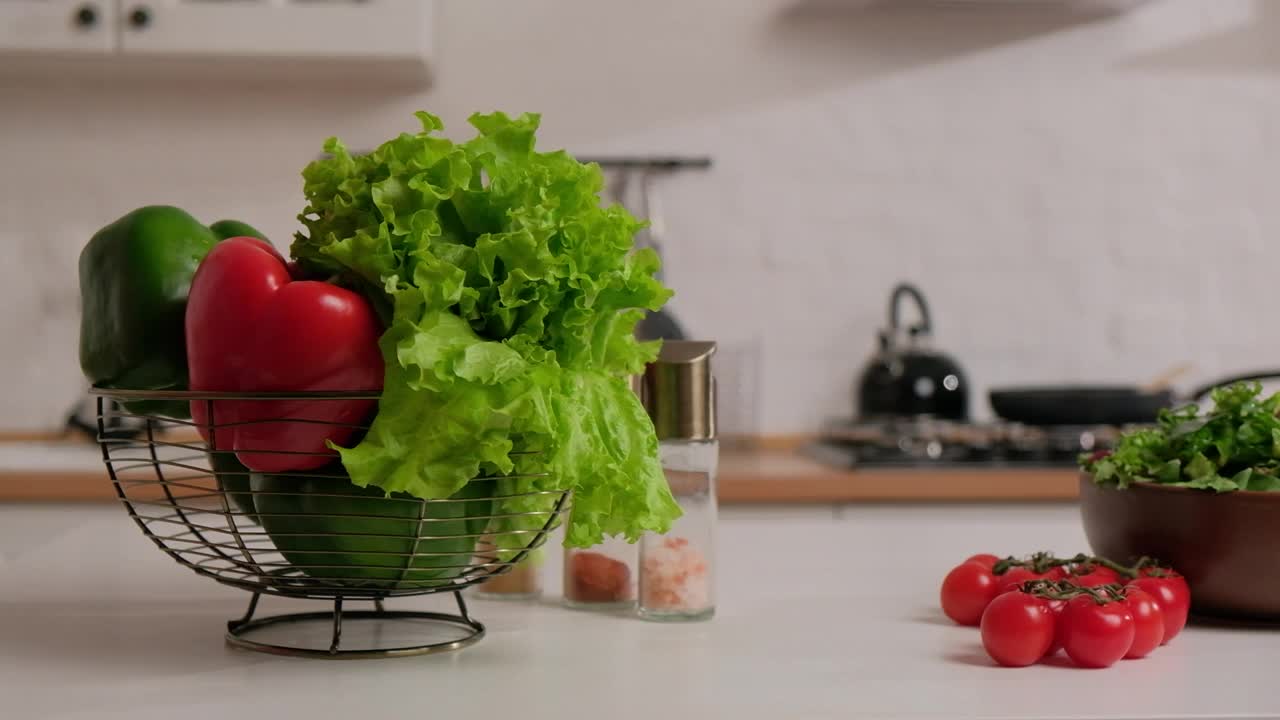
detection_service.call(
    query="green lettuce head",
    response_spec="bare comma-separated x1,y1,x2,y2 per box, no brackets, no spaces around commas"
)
292,111,680,548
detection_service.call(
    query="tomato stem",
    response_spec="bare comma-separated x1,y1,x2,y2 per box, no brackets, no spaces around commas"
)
1020,579,1076,599
992,551,1168,580
993,551,1071,575
1086,554,1149,579
1030,551,1058,574
1021,579,1126,604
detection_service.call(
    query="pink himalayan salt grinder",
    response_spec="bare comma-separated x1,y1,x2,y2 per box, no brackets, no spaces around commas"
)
638,340,717,622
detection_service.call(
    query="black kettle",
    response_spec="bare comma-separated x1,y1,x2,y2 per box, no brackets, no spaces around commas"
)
856,283,969,421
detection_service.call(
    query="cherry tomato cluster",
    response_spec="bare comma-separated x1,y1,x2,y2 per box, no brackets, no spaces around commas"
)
940,552,1191,669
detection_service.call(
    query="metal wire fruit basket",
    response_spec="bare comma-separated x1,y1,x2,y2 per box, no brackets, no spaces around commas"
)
90,388,570,659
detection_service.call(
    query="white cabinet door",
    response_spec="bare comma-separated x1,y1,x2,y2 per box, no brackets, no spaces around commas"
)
0,0,117,52
117,0,430,60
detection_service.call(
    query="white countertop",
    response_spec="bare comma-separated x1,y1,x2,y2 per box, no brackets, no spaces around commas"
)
1,502,1278,720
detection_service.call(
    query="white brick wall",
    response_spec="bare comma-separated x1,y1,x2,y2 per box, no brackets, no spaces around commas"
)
2,0,1279,433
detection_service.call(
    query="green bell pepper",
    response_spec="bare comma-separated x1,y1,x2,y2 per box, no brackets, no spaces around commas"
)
78,206,266,419
252,468,495,589
209,219,267,242
209,451,258,523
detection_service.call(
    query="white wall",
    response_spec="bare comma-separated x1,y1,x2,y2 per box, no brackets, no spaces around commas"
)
3,0,1279,433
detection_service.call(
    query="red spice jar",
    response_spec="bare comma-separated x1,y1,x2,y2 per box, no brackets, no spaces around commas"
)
563,537,636,609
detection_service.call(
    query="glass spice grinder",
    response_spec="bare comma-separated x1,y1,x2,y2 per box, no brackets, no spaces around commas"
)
638,340,718,621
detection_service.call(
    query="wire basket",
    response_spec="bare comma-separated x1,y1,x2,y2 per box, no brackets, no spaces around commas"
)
90,388,570,658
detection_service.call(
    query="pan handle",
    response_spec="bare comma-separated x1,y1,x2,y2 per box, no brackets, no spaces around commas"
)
1186,370,1280,402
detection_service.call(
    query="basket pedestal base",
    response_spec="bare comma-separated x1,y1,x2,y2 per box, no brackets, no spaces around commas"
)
225,591,486,659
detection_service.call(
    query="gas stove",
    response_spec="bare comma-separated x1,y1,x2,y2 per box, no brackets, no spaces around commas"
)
809,417,1130,469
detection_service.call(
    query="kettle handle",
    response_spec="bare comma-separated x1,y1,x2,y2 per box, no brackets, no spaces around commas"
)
889,282,932,335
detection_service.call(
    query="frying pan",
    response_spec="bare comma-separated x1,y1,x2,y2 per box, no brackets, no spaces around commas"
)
989,370,1280,426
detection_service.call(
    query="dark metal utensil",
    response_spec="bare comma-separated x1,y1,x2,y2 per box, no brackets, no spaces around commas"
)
633,167,685,341
63,393,148,441
593,156,712,342
578,156,712,171
989,370,1280,426
989,386,1175,427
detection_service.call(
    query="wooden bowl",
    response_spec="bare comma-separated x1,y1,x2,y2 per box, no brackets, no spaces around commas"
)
1079,473,1280,620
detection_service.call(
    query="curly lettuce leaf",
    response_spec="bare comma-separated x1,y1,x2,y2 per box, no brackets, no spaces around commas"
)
300,111,679,546
1082,381,1280,493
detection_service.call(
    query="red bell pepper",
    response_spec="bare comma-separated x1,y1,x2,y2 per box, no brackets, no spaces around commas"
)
185,237,384,473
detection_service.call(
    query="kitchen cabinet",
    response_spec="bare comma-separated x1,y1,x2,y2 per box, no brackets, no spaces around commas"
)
116,0,430,61
0,0,433,80
0,1,117,53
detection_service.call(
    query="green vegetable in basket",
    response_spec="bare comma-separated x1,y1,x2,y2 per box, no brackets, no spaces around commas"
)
209,451,258,523
290,111,680,549
1081,381,1280,492
209,219,268,242
251,467,495,588
78,205,268,419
